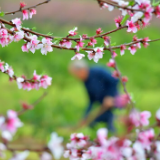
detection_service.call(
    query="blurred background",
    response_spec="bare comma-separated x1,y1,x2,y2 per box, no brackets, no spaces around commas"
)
0,0,160,159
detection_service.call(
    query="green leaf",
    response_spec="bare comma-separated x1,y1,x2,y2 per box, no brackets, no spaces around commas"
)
121,14,130,25
111,42,116,46
54,37,62,41
0,12,5,17
32,27,36,31
128,1,135,6
152,1,160,6
53,40,58,44
47,32,53,36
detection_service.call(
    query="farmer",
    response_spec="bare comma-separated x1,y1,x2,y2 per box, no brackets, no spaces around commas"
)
69,60,119,132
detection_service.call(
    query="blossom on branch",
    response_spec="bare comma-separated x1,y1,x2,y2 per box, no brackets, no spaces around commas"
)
26,35,42,53
96,28,103,35
68,27,78,37
128,45,137,55
29,8,37,19
12,18,22,30
59,40,72,49
39,38,53,55
126,20,137,33
120,45,126,56
20,2,26,8
22,10,29,20
48,132,64,159
107,59,115,68
71,52,85,61
0,110,23,135
75,36,84,51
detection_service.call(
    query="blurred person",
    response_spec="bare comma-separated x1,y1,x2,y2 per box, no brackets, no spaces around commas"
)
69,60,119,132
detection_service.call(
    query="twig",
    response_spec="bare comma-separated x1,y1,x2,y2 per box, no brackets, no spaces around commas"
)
108,39,135,109
18,92,48,116
97,0,149,12
5,0,51,15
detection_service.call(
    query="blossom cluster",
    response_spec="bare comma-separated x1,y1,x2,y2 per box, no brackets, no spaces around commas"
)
0,59,52,91
0,0,159,64
16,70,52,91
64,109,160,160
101,0,160,31
20,2,37,20
0,109,64,160
0,110,23,142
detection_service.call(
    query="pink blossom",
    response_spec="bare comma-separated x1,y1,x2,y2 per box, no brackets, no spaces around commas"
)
40,152,52,160
40,75,52,89
39,38,53,55
82,34,88,39
107,59,115,68
29,8,37,19
0,29,8,38
16,77,25,89
142,37,150,48
21,43,28,52
112,51,117,58
48,132,64,159
103,36,110,47
112,70,120,78
120,45,126,56
68,27,77,36
10,151,29,160
115,94,130,108
128,45,137,55
22,82,32,91
0,61,4,72
7,67,14,78
69,133,88,149
97,128,108,146
27,35,41,53
12,18,22,30
22,10,29,20
126,20,137,33
133,35,141,48
155,5,160,18
138,129,154,149
96,28,103,35
115,16,123,28
71,52,85,60
88,37,97,47
140,111,151,126
0,29,9,47
13,31,24,42
156,109,160,124
131,12,143,23
33,70,41,81
122,76,128,82
59,40,72,49
2,110,23,134
86,51,95,61
75,36,84,51
20,2,26,8
87,49,103,63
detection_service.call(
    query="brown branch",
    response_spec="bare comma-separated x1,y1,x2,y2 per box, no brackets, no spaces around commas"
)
98,0,148,12
0,17,127,41
5,0,51,15
108,40,135,109
17,92,48,116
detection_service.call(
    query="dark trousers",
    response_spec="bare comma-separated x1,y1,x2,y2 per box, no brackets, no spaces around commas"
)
90,110,115,132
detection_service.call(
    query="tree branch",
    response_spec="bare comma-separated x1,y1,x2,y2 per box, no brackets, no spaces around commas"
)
5,0,51,15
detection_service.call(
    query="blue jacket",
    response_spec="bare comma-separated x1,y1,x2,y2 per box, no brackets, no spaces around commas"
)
84,66,119,118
